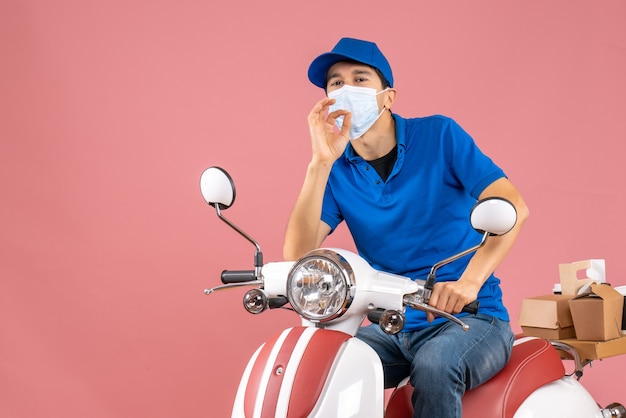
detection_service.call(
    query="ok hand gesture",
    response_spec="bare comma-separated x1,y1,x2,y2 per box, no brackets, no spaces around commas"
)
307,97,352,164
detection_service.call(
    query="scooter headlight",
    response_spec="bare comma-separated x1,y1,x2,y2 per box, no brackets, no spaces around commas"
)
286,249,355,323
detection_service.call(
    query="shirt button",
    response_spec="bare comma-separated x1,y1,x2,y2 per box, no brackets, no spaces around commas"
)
376,180,381,185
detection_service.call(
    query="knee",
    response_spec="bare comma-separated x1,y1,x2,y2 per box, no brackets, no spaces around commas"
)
410,354,463,391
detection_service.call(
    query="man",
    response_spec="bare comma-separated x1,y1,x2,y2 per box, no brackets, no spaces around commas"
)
283,37,529,418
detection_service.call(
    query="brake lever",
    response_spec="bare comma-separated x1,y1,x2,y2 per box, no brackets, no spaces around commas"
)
403,293,470,331
204,280,263,295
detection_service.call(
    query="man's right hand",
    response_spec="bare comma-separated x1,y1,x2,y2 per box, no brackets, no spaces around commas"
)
307,97,352,164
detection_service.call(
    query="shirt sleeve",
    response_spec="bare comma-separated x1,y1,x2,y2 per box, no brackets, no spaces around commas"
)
442,118,506,199
320,181,343,234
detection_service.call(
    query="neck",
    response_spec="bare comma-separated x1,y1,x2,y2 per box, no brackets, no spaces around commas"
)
351,110,396,160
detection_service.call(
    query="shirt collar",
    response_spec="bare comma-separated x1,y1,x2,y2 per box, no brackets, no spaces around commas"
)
344,113,406,162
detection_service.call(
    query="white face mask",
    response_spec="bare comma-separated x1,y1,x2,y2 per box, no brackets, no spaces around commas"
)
328,85,388,140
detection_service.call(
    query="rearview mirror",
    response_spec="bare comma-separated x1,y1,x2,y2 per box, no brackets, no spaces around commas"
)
470,197,517,236
200,166,236,209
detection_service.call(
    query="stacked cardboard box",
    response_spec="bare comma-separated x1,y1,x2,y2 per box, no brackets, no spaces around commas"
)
518,259,626,361
519,294,575,339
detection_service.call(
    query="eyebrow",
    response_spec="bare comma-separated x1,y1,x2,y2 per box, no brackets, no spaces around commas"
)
326,67,375,83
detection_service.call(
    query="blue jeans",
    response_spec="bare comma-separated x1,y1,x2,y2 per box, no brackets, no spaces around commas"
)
356,314,514,418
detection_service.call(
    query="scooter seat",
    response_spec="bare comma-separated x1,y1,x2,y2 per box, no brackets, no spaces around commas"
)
385,336,565,418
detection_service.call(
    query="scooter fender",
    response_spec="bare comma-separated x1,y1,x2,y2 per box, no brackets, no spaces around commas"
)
513,376,603,418
232,326,385,418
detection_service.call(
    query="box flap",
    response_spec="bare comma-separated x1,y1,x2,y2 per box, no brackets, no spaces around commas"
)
570,283,624,340
559,259,605,295
573,283,623,301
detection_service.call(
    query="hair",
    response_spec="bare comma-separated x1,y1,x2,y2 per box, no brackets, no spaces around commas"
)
324,59,390,92
375,67,391,89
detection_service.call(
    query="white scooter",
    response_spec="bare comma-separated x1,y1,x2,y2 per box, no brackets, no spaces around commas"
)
200,166,625,418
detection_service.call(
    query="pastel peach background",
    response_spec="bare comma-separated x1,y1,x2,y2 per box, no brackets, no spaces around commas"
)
1,1,625,417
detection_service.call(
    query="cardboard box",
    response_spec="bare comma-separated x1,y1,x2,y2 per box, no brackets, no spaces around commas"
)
569,283,624,341
558,259,605,295
615,286,626,330
555,335,626,362
519,294,576,339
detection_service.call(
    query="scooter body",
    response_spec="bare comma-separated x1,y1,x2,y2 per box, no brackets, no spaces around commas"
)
229,258,615,418
232,327,606,418
199,166,624,418
515,378,603,417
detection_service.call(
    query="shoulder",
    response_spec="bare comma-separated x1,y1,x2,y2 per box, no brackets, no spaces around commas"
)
396,114,461,134
408,114,459,128
395,114,466,147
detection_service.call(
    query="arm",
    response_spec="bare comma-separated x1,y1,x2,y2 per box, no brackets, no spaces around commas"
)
427,177,529,317
283,97,352,260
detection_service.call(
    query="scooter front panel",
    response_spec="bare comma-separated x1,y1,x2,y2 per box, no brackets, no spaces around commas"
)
243,327,308,417
308,337,385,417
238,327,352,418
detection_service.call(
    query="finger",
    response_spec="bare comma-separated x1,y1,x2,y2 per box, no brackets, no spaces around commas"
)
444,298,463,315
328,108,348,120
431,284,454,314
441,290,463,315
426,312,435,323
309,98,335,119
338,112,352,138
429,283,442,305
452,299,469,314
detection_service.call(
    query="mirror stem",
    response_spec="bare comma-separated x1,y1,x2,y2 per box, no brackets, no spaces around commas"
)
423,232,490,297
215,205,264,275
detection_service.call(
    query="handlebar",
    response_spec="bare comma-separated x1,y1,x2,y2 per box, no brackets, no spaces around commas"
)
368,300,479,327
462,300,479,315
221,270,256,284
367,309,386,324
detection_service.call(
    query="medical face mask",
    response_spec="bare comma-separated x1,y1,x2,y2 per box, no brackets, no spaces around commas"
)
328,85,388,140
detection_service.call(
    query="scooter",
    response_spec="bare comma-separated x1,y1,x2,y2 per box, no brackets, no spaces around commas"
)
200,166,625,418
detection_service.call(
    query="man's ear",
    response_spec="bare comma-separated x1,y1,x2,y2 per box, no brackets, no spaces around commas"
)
384,88,397,110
